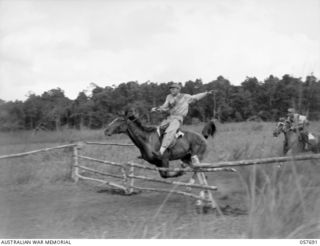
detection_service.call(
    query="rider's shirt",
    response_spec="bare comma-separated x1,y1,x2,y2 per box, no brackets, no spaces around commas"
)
158,92,208,122
288,113,309,129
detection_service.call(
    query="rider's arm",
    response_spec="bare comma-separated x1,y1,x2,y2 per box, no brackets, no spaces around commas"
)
189,91,209,103
299,116,309,128
158,95,171,112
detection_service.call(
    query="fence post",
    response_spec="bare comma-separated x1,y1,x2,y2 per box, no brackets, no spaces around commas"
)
196,172,217,213
199,172,217,209
122,163,134,195
72,144,80,183
128,162,135,194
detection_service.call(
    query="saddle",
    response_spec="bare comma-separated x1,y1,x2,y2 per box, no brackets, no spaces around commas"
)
157,123,184,148
306,132,318,146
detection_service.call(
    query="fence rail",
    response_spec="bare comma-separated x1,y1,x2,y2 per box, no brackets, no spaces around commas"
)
126,173,218,191
78,155,124,168
126,184,209,201
85,141,134,147
77,165,124,180
197,153,320,169
1,141,320,211
0,144,77,160
127,161,237,173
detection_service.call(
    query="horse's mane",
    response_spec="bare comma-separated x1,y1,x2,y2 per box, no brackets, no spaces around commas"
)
128,115,157,133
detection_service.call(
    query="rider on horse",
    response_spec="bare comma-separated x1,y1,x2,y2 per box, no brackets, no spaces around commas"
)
287,108,310,150
151,82,214,158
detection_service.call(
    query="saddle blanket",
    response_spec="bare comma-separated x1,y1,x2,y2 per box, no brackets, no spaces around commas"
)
308,133,316,140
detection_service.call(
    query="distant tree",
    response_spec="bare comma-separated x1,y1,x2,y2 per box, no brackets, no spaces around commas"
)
0,74,319,131
0,100,25,131
39,88,72,130
303,75,320,120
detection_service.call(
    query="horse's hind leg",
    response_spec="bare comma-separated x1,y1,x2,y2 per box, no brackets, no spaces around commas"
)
190,140,207,167
190,155,201,168
283,140,289,156
180,157,197,192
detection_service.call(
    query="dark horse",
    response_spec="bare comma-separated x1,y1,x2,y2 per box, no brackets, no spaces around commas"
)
273,118,308,155
273,118,320,154
104,109,216,178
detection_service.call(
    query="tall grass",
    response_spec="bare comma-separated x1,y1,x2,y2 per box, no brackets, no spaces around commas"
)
241,159,320,238
0,122,319,238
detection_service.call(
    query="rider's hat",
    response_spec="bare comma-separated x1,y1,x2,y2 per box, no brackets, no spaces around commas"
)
288,108,296,113
169,83,181,89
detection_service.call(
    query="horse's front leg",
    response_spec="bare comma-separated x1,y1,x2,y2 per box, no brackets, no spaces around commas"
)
283,140,289,155
158,159,184,179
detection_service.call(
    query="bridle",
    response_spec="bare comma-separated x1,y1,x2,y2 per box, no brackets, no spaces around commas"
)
107,115,139,128
107,117,119,126
278,120,294,133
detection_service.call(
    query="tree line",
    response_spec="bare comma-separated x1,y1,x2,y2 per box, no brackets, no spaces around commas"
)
0,74,319,131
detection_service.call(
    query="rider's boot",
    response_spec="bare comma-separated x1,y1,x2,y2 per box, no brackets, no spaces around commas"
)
152,146,166,159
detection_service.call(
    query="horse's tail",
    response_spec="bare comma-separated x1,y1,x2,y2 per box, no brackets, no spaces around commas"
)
201,120,217,139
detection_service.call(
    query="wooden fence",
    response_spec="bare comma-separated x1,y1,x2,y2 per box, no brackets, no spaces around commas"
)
1,141,320,212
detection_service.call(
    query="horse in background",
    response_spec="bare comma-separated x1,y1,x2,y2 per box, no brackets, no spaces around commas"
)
104,108,216,179
273,118,320,155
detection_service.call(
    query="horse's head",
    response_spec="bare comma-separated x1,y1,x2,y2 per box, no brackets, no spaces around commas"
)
104,117,127,136
104,107,140,136
202,120,217,139
273,118,291,137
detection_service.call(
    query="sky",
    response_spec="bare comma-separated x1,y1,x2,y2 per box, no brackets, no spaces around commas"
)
0,0,319,101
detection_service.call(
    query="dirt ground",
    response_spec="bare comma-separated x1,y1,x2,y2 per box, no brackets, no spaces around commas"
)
0,172,249,239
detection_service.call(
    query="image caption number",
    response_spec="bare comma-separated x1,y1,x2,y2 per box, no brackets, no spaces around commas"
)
300,240,318,245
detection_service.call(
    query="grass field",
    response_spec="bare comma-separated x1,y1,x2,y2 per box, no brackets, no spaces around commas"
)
0,121,319,238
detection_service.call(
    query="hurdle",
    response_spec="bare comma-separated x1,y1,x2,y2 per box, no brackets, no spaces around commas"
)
0,143,78,160
71,142,320,213
72,141,320,212
69,142,220,210
1,141,320,213
74,146,219,204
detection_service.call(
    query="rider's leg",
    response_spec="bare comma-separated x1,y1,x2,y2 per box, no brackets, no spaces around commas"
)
158,119,169,154
303,125,310,150
299,128,309,150
159,118,169,128
283,140,289,155
159,119,181,155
